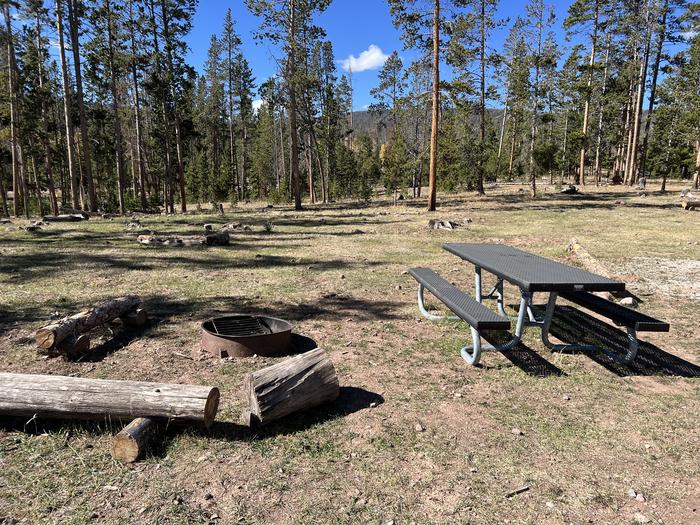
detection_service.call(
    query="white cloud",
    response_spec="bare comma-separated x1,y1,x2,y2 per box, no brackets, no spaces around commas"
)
340,44,389,73
252,99,264,112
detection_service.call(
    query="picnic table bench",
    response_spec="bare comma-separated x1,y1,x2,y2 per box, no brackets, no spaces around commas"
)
410,243,669,366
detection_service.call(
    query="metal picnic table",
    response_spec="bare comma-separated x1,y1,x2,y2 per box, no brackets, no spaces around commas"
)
433,243,627,364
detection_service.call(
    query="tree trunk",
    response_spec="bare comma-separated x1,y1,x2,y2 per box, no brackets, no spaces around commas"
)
241,348,339,427
35,295,141,350
128,0,148,211
288,0,302,210
3,3,26,218
496,87,509,177
577,0,599,186
593,33,611,185
528,10,543,197
693,141,700,190
159,0,186,212
560,110,569,184
111,417,159,463
477,0,486,194
0,373,219,427
639,0,668,181
626,7,652,186
427,0,440,211
106,0,126,214
67,0,97,212
0,163,8,217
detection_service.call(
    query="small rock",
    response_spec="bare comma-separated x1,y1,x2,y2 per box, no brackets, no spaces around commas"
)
401,270,409,275
454,393,463,398
384,521,394,525
562,394,571,401
395,285,402,290
204,493,214,500
628,489,638,499
369,402,377,408
619,296,637,306
511,428,523,436
546,501,555,509
340,274,346,279
636,493,646,503
103,485,119,491
634,512,650,524
470,467,478,473
415,423,425,432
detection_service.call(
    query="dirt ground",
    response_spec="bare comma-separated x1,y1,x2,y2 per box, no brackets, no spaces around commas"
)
1,181,699,525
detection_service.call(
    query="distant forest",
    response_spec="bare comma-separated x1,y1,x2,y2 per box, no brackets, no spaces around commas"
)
1,0,699,217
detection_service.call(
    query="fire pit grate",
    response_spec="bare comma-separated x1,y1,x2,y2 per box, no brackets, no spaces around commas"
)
201,314,293,358
209,315,272,337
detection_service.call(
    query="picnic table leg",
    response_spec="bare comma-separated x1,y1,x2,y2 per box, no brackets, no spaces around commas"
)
540,293,596,353
417,284,459,321
474,266,482,302
460,290,530,366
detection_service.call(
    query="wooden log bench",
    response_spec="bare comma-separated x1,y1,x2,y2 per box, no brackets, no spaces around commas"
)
560,291,669,363
409,268,511,365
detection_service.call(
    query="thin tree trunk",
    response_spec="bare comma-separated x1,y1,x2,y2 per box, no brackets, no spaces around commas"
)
693,140,700,190
477,0,486,194
496,87,509,176
128,0,147,211
593,33,611,185
67,0,97,211
560,110,569,185
30,153,44,216
3,2,24,217
288,0,302,210
577,0,599,186
159,0,186,212
639,0,668,181
528,10,543,197
106,0,126,214
626,5,652,186
427,0,440,211
0,163,8,217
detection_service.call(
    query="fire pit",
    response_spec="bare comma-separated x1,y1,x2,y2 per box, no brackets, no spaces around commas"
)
201,315,293,358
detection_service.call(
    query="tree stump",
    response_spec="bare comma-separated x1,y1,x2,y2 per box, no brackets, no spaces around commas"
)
241,348,339,427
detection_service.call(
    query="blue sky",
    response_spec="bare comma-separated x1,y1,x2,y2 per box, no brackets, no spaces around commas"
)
186,1,576,110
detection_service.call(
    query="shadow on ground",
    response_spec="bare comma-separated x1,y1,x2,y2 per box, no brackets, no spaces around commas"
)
545,305,700,378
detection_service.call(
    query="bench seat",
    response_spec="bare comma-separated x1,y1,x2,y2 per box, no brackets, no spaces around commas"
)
409,268,511,331
560,291,669,332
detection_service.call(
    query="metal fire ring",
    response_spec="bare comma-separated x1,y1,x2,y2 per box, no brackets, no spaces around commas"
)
201,314,293,358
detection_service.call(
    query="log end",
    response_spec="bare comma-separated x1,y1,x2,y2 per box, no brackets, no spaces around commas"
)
60,334,91,360
121,308,148,327
111,432,141,463
203,387,220,428
35,328,56,350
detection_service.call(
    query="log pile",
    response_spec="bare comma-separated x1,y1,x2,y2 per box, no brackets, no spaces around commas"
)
427,218,472,230
35,295,147,359
0,373,219,427
137,230,229,247
241,348,340,427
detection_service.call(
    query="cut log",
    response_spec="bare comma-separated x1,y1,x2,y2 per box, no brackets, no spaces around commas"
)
111,417,159,463
42,214,88,222
205,230,230,246
120,308,148,327
681,200,699,211
567,239,630,302
50,334,91,359
35,295,140,350
241,348,339,427
0,373,220,427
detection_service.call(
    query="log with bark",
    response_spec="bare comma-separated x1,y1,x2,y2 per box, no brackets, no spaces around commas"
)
681,200,699,211
35,295,141,351
111,417,159,463
42,213,89,222
240,348,340,427
137,230,229,247
0,373,220,427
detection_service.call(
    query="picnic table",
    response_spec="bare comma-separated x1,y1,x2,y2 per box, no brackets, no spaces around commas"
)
409,243,669,366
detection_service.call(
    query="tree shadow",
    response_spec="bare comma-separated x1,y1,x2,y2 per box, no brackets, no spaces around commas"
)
541,305,700,377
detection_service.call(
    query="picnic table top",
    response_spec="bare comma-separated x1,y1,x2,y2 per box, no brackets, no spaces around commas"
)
443,243,626,293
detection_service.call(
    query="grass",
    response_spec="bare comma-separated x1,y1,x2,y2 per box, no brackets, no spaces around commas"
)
1,181,699,524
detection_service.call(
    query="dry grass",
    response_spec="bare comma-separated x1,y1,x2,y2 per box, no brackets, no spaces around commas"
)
1,181,699,525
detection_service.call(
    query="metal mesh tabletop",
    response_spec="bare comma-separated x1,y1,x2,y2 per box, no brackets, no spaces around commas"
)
443,243,626,293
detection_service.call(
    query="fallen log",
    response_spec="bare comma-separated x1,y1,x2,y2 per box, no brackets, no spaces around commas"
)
137,231,229,247
111,417,159,463
567,239,632,302
49,334,91,359
0,373,220,427
241,348,339,427
35,295,140,350
681,200,699,211
42,214,88,222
